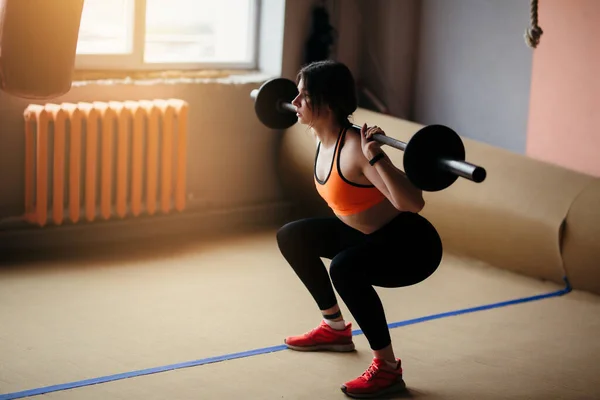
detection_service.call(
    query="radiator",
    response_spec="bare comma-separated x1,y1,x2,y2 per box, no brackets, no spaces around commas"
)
23,99,188,227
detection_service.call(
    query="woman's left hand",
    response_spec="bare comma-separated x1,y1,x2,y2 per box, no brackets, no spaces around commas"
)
360,123,385,160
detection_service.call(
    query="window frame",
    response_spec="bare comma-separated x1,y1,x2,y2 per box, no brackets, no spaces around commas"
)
75,0,261,71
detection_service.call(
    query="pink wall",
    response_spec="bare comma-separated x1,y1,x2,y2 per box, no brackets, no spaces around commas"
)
526,0,600,177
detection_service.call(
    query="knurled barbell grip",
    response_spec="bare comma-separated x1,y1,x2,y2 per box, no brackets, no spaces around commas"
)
348,124,408,151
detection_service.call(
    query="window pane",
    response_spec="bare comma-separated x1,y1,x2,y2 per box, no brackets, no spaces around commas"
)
144,0,256,64
76,0,134,54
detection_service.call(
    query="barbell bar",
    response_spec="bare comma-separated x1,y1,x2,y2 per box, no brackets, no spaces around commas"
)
250,78,487,192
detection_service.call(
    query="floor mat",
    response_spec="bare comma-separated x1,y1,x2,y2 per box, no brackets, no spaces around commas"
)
7,291,598,400
0,228,588,398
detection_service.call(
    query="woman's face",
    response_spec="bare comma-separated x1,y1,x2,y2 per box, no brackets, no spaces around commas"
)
291,78,314,125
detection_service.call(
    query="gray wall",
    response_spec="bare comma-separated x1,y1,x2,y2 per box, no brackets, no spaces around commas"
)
412,0,533,153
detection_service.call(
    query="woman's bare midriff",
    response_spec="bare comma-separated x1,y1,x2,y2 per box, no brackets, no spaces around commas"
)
336,198,405,235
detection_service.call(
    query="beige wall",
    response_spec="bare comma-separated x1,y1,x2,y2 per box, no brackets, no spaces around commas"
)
0,80,283,218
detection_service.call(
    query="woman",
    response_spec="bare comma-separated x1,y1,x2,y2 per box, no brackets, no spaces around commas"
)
276,60,443,399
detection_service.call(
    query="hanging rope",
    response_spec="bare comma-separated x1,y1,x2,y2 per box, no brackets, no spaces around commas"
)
524,0,543,48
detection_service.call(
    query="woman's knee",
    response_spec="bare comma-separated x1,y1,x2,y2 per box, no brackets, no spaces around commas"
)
329,252,363,289
276,219,307,252
276,221,293,247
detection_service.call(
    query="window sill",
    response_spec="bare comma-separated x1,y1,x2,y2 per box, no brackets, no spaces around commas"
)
71,68,276,87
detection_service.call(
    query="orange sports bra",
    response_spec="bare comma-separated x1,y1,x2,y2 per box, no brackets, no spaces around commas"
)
314,127,387,216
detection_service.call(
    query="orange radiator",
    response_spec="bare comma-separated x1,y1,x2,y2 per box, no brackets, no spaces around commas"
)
23,99,188,227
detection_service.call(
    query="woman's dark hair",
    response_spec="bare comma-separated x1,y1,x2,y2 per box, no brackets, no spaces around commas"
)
296,60,358,127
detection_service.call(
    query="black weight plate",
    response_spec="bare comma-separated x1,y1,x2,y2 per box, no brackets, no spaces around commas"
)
403,125,465,191
254,78,299,129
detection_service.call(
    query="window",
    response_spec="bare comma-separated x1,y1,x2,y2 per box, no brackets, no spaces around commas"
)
75,0,259,70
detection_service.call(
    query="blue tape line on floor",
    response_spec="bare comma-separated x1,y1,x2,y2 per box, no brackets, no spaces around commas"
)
0,345,288,400
0,277,571,400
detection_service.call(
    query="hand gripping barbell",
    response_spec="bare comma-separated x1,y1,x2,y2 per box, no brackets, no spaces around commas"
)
250,78,487,192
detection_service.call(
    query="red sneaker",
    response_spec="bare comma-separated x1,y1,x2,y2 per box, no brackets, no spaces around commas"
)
284,320,355,352
341,358,407,398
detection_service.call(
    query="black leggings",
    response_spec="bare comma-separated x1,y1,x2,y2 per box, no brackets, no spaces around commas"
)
276,212,443,351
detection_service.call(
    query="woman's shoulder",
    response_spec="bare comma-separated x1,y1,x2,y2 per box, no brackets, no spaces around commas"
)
340,128,368,165
341,127,362,150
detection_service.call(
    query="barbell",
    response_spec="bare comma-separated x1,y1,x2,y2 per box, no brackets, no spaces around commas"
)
250,78,487,192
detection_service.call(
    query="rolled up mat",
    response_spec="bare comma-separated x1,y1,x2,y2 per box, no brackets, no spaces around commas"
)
278,107,596,285
0,0,84,99
561,179,600,295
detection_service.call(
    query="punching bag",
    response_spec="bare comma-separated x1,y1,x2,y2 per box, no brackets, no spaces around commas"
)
0,0,84,100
